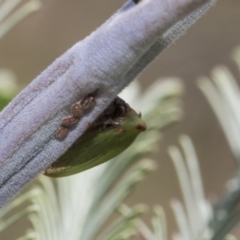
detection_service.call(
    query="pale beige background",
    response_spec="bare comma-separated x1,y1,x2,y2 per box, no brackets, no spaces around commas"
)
1,0,240,238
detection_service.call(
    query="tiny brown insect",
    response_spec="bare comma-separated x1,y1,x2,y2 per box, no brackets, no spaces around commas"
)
61,116,79,127
55,126,69,140
80,94,95,110
55,92,97,140
71,102,82,118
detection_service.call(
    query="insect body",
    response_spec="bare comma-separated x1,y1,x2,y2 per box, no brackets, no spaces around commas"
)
55,93,96,140
45,97,146,177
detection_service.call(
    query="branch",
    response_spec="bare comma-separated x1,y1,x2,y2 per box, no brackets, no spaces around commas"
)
0,0,216,207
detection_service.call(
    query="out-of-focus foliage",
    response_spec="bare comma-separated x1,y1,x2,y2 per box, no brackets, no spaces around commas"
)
0,0,41,40
0,69,18,110
140,46,240,240
169,135,213,240
0,0,42,110
139,46,240,240
131,46,240,240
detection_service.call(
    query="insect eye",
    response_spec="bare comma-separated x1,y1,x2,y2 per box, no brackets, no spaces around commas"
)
115,105,126,117
104,104,115,117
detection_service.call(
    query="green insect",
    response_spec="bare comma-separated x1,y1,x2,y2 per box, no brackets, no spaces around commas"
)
44,97,146,177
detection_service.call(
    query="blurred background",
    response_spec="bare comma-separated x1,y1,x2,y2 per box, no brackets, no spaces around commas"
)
0,0,240,239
